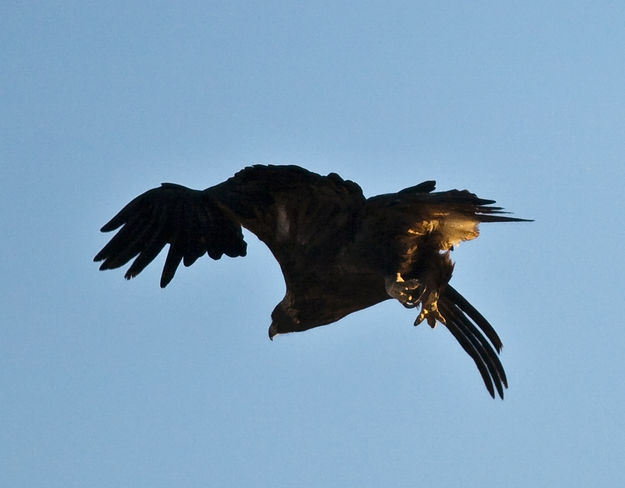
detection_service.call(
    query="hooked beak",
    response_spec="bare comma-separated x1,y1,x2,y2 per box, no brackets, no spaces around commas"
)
268,322,278,341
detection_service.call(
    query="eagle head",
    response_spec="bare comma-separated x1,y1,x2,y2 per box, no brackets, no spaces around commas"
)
268,302,299,340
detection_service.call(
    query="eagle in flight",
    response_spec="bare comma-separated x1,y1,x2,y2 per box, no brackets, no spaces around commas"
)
94,165,528,398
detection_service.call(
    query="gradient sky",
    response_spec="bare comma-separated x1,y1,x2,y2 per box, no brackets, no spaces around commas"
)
2,1,624,487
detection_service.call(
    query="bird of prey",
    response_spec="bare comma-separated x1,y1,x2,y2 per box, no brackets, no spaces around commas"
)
94,164,529,398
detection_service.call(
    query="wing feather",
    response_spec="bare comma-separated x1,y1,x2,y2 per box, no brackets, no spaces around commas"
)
94,183,246,288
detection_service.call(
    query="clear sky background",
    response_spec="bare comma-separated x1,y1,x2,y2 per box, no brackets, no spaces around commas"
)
2,1,624,487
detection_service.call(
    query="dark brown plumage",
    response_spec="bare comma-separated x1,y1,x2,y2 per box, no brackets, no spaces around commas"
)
94,164,529,398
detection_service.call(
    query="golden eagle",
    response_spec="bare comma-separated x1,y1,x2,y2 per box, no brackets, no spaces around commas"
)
94,165,529,398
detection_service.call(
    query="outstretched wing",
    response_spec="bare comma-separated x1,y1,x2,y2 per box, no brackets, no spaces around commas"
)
94,165,365,288
94,183,247,287
359,186,530,277
439,286,507,399
364,184,526,398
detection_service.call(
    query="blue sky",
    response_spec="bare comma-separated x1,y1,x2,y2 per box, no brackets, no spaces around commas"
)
2,1,624,486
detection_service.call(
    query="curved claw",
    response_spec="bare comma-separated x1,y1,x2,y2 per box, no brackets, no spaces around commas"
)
414,302,446,328
386,274,447,327
385,275,426,308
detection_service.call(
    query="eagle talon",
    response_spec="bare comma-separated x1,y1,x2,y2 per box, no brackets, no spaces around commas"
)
414,296,445,328
414,308,444,328
386,274,445,327
385,275,426,308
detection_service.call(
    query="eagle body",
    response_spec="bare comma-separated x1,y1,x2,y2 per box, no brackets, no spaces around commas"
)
95,165,528,398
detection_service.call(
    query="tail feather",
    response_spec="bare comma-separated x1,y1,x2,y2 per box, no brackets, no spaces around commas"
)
439,285,508,398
